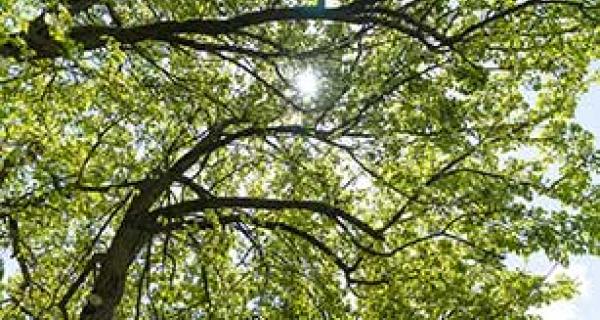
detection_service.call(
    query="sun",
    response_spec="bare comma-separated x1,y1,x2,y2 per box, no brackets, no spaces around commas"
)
295,69,319,98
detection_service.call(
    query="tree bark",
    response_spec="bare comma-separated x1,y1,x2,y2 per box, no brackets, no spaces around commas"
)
79,180,162,319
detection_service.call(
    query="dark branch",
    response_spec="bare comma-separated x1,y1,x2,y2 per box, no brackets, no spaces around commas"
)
151,196,383,240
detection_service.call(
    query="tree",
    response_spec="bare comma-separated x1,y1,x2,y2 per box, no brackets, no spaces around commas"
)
1,0,599,318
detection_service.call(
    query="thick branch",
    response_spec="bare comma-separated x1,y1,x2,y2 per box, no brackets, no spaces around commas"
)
79,122,237,319
151,196,383,240
3,2,441,59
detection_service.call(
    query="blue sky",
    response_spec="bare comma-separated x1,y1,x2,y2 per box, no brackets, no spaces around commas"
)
505,72,600,319
525,80,600,320
525,255,600,320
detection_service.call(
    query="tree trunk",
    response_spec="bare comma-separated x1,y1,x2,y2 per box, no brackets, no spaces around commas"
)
79,198,156,319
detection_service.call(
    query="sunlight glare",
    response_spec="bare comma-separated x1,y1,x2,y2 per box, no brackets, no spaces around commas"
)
295,69,319,98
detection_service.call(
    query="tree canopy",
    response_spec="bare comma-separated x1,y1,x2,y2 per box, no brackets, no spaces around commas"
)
1,0,600,319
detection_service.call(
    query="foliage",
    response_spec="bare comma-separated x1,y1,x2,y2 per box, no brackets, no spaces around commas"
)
1,0,600,319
